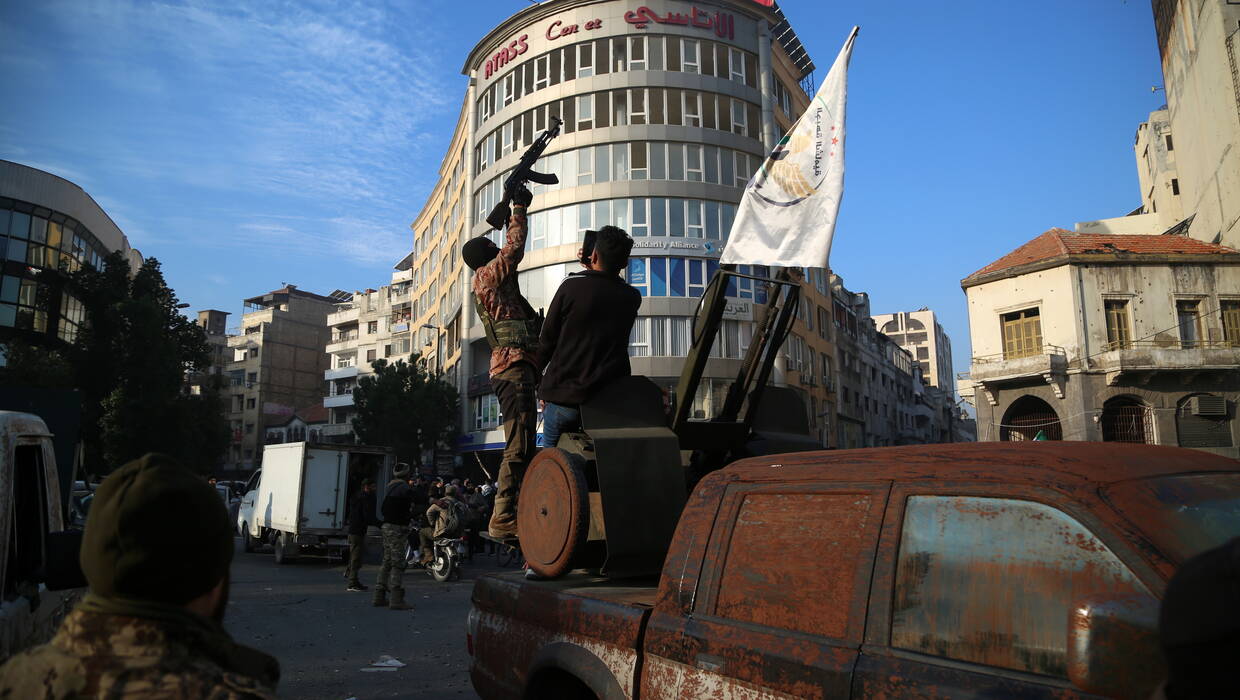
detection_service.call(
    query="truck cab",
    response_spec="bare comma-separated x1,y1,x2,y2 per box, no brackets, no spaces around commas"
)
0,411,80,659
470,442,1240,699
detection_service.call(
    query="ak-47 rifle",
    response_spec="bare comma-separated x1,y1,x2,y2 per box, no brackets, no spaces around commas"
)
485,115,562,230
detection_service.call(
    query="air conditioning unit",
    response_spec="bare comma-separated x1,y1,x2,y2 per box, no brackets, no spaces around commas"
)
1191,395,1227,416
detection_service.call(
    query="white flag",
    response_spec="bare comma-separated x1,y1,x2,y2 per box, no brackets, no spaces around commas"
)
720,27,857,268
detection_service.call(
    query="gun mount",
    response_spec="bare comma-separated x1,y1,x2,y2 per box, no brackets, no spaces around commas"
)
519,267,821,579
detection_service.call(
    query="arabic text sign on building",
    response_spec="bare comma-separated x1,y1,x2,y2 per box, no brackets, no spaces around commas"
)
624,6,735,40
483,5,737,79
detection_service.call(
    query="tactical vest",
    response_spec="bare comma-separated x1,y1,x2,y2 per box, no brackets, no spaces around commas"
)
473,292,541,352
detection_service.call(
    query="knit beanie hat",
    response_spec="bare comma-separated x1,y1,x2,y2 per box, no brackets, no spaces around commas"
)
80,453,233,605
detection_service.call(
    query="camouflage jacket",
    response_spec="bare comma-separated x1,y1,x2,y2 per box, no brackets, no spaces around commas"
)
0,598,279,699
472,207,538,377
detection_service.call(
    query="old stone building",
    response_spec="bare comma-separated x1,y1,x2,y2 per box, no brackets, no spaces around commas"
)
960,228,1240,458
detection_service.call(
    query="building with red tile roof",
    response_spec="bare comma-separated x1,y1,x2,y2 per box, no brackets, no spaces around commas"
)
959,228,1240,458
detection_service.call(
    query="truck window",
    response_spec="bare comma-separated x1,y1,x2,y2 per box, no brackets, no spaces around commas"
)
712,491,882,640
4,445,50,599
891,496,1146,678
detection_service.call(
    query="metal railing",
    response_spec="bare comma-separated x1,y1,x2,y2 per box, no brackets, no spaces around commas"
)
1099,339,1239,351
971,344,1067,364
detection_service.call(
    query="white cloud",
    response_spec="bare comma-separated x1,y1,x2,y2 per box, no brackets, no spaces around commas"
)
2,0,456,265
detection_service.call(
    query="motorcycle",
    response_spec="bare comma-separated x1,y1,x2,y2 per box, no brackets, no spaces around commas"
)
425,533,468,582
405,529,468,582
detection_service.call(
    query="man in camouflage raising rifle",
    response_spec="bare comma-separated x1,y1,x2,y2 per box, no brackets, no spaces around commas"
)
461,184,539,541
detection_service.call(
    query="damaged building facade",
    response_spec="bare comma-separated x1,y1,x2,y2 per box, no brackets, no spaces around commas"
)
961,229,1240,458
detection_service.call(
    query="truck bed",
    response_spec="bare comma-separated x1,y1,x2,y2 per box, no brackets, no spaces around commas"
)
470,572,658,699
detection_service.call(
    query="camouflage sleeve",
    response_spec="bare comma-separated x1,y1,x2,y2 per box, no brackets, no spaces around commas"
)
497,206,528,272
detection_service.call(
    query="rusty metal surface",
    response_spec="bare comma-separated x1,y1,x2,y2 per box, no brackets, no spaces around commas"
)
889,496,1150,678
722,441,1239,490
1104,472,1240,564
852,650,1089,699
470,571,651,699
518,448,589,578
710,489,885,641
1067,593,1164,699
472,441,1237,699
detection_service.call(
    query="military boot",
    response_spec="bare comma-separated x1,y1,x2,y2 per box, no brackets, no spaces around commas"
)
388,588,412,611
372,588,388,607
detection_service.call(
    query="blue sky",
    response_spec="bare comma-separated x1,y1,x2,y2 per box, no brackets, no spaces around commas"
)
0,0,1165,382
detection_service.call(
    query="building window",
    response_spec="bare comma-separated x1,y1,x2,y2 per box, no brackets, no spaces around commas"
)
246,398,256,409
1176,300,1201,348
1171,178,1180,195
245,423,254,435
366,349,376,362
681,39,699,73
474,393,500,431
1165,134,1173,151
1000,308,1042,359
1104,299,1131,350
713,490,882,639
1222,301,1240,346
892,496,1146,677
367,320,377,334
246,372,257,385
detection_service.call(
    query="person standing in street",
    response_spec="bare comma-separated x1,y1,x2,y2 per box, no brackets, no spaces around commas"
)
463,184,540,540
344,478,379,592
0,453,280,698
374,463,414,610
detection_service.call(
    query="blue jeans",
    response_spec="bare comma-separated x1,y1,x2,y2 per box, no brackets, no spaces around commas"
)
541,402,581,450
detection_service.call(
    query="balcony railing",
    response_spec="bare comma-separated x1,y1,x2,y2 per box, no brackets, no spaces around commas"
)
1096,339,1240,385
1100,339,1238,351
971,345,1067,364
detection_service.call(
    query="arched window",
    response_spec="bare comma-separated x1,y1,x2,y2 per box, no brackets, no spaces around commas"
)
882,320,900,333
1175,394,1233,448
1001,395,1062,441
1100,396,1153,444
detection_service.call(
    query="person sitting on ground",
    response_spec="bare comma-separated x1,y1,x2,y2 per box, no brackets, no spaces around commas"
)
537,226,641,449
418,485,466,565
0,454,280,698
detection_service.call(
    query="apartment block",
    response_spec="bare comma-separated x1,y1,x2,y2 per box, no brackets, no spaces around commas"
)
1150,0,1240,247
224,285,336,470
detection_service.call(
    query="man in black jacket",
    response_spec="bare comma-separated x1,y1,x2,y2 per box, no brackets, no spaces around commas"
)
344,478,379,592
374,463,414,611
537,226,641,448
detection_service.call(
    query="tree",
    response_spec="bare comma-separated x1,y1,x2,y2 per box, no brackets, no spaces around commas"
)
68,253,227,474
351,357,460,466
0,339,73,389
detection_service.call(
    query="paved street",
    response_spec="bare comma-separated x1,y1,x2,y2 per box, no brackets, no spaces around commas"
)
225,537,507,700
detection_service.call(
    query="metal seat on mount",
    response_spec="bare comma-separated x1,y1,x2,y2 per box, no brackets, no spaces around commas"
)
518,376,686,579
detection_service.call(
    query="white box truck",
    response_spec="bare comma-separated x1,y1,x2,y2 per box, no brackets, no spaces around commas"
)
241,442,393,564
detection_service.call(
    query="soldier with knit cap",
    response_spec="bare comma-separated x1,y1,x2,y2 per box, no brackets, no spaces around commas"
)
0,453,280,698
374,462,415,610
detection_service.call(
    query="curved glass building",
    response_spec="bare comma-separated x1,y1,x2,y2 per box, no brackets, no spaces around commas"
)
395,0,819,464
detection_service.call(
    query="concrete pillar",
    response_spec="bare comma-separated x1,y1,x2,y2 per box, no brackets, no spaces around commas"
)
757,24,776,153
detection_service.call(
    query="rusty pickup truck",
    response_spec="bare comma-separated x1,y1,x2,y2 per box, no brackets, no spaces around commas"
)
467,441,1239,699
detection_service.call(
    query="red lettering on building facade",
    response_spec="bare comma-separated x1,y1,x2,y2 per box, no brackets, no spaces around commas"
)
484,34,530,79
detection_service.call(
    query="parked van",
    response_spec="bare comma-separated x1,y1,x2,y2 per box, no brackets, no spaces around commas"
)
239,442,393,564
